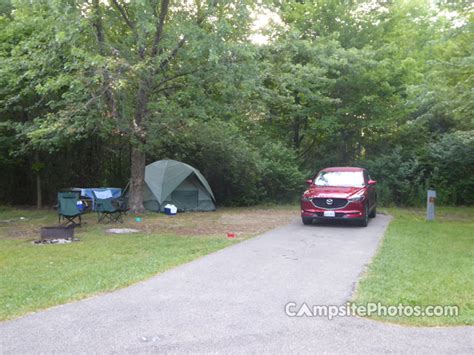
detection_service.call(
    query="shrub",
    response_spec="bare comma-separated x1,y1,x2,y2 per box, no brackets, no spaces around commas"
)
425,131,474,205
151,120,304,206
360,147,427,206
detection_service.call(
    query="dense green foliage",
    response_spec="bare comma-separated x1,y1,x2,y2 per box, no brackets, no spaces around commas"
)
0,0,472,206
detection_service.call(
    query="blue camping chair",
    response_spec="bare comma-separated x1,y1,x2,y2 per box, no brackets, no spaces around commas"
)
57,191,83,226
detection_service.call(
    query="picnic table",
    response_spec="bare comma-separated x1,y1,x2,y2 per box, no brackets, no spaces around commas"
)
67,187,122,211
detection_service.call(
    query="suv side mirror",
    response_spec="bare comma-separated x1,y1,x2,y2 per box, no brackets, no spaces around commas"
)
305,179,313,185
368,179,377,186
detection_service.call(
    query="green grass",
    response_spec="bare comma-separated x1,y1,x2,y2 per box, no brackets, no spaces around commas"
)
0,234,235,321
0,205,297,321
0,210,238,321
354,207,474,326
4,205,471,326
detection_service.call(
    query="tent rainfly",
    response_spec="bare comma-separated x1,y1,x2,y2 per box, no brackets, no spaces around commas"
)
141,160,216,212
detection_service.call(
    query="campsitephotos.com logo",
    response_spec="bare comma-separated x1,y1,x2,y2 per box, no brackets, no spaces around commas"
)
284,302,459,320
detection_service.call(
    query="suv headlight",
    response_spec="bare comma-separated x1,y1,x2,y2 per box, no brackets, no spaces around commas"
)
348,195,365,203
301,196,312,202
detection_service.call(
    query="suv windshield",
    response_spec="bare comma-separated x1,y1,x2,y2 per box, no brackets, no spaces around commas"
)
314,171,365,187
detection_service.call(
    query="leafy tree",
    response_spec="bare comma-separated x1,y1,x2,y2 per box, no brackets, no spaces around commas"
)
85,0,257,212
0,1,102,207
0,0,472,207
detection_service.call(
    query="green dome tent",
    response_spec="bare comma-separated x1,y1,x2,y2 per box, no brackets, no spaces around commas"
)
141,160,216,212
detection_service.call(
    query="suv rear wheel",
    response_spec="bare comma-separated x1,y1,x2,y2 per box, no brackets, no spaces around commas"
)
369,206,376,218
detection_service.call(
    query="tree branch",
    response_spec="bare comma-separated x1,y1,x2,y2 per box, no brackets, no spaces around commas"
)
298,137,317,158
159,37,187,71
93,0,120,121
151,68,201,91
154,54,244,92
151,0,170,57
110,0,135,30
155,84,185,95
157,1,216,71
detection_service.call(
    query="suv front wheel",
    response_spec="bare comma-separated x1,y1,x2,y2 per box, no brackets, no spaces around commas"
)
359,204,369,227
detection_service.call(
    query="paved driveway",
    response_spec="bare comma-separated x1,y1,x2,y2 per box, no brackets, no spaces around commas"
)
1,215,472,353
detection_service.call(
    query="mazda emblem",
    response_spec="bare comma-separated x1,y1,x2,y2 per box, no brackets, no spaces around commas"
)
326,199,333,205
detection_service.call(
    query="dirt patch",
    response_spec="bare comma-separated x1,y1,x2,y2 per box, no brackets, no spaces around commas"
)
121,208,298,238
4,226,42,240
0,206,299,240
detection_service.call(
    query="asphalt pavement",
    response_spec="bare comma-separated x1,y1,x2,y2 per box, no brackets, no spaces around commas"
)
1,214,472,353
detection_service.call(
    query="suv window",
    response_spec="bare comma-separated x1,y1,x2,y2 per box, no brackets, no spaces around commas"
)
314,171,365,187
363,170,369,184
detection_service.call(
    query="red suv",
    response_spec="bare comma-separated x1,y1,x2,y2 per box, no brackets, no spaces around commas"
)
301,167,377,227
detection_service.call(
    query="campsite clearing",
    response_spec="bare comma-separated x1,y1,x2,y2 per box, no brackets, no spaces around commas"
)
0,205,297,321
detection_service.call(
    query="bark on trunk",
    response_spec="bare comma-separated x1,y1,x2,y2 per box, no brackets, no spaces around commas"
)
36,174,42,209
129,146,146,213
35,151,42,209
127,79,150,213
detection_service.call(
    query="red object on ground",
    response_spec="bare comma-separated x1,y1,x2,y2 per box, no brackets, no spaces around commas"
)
227,232,236,238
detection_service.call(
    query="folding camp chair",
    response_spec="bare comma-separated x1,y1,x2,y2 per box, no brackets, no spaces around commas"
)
94,195,128,223
57,191,83,226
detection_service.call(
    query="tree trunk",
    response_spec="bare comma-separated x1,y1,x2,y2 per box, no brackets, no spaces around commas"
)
129,146,146,213
128,79,150,213
35,151,42,209
36,174,42,209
